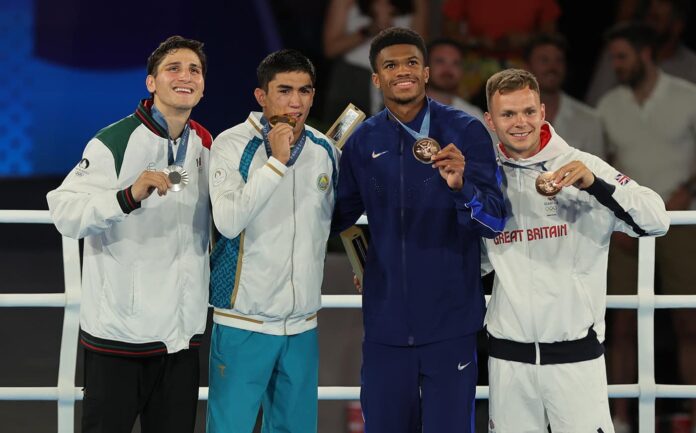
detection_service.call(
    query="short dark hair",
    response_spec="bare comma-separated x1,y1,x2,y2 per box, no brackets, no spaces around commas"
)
486,68,540,111
147,35,207,77
523,33,568,62
256,49,316,91
605,22,658,60
426,38,465,62
369,27,427,72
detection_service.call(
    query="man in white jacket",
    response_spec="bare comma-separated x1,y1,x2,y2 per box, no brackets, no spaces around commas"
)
46,36,212,433
206,49,339,433
481,68,670,433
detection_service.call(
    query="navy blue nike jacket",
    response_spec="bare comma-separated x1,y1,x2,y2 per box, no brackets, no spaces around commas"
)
332,98,507,346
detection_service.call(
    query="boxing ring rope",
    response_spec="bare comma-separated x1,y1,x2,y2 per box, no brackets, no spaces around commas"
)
2,210,696,433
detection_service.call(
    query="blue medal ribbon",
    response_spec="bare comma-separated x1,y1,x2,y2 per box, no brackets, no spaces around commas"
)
386,99,431,140
151,105,190,167
501,161,549,174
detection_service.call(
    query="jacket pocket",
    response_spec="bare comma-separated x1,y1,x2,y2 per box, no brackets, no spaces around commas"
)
102,265,138,317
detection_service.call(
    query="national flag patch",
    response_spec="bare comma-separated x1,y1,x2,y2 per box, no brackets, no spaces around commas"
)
615,173,631,186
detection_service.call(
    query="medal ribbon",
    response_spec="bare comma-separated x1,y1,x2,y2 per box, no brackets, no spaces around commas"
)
260,117,306,167
386,100,431,140
501,161,549,174
151,104,190,167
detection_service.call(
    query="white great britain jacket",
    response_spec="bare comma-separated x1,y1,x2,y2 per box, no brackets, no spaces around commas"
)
483,123,669,345
209,112,339,336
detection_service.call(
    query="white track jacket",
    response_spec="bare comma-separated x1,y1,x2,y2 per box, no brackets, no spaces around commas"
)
483,124,669,345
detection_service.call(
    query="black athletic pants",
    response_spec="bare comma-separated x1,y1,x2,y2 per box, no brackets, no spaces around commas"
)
82,348,200,433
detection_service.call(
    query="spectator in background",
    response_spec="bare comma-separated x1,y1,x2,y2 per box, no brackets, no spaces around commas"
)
323,0,428,119
524,33,606,159
441,0,560,103
586,0,696,106
426,38,496,142
597,22,696,433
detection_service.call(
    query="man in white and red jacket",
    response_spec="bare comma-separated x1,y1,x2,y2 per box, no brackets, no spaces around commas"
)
482,68,669,433
47,36,211,433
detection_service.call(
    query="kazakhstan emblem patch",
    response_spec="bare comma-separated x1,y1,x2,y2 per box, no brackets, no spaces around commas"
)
317,173,329,192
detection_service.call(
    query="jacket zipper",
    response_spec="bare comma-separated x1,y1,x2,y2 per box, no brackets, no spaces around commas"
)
399,132,412,345
517,166,541,364
175,145,187,343
285,168,297,335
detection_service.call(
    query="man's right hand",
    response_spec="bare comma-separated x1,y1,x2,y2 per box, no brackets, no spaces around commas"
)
131,170,172,202
268,122,293,165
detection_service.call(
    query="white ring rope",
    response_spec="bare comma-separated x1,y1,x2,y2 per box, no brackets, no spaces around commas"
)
2,209,696,433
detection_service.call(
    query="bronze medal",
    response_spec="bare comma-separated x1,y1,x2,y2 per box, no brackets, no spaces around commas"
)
163,165,189,192
268,114,297,128
412,137,441,164
535,171,561,196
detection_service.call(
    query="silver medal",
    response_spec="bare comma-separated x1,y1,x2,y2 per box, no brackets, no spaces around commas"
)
163,165,189,192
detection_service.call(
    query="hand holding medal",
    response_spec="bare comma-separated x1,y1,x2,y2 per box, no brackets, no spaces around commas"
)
267,113,296,165
538,161,595,196
431,143,466,191
268,114,297,128
162,165,190,192
386,102,466,189
537,161,595,195
131,170,172,201
535,172,561,196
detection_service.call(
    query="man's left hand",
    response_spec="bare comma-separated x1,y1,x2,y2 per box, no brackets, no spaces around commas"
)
431,143,465,191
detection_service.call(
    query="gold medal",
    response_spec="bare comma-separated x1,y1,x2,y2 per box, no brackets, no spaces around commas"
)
268,114,297,128
412,138,441,164
535,171,561,196
163,165,189,192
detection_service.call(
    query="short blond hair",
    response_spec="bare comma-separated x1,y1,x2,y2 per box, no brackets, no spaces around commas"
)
486,69,540,111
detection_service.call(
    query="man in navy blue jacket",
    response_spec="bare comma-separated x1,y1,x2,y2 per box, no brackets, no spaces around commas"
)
332,27,506,433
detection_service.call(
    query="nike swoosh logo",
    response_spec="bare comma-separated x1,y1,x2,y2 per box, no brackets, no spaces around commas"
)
457,362,471,371
372,150,388,159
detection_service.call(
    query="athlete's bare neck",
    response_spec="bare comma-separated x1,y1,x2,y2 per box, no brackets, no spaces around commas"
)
385,96,427,123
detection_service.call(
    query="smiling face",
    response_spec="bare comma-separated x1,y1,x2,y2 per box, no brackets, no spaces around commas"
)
254,71,315,134
484,86,546,160
146,48,204,118
372,44,429,107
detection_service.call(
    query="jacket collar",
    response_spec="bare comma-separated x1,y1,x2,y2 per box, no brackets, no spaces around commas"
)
134,99,168,138
496,122,571,166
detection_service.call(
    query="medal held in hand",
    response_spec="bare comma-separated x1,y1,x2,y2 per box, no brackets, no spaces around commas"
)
163,165,189,192
268,114,297,128
535,171,561,197
412,137,441,164
387,100,439,164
